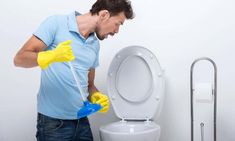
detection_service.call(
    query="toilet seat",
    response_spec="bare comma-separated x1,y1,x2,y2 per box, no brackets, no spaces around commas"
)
107,46,165,120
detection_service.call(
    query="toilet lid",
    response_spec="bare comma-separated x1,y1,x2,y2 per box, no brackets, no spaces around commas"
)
107,46,165,120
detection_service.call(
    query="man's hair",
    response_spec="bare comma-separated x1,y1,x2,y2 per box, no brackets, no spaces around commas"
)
90,0,134,19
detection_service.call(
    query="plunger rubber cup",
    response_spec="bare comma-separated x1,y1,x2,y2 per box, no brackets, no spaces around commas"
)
77,101,102,119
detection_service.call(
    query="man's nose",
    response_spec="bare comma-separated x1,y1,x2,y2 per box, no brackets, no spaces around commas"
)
114,27,119,33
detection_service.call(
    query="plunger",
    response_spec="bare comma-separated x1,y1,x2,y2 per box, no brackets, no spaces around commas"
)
69,62,102,119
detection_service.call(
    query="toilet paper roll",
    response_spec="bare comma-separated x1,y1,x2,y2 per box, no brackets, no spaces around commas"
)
194,83,213,103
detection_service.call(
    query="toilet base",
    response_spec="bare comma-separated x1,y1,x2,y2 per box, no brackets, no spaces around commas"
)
99,121,160,141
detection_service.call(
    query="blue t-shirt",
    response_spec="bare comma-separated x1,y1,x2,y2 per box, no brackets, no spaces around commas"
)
34,11,100,119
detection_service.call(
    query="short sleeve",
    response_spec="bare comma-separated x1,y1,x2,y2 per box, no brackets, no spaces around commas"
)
33,15,58,47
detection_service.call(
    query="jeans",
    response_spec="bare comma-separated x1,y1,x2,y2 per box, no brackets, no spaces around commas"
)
36,113,93,141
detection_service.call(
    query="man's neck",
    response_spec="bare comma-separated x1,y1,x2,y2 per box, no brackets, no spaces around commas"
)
76,12,98,39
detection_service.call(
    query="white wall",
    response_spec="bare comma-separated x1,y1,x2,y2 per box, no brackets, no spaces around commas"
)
0,0,235,141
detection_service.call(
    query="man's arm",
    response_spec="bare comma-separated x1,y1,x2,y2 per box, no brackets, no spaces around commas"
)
14,35,47,68
87,68,110,113
87,69,99,100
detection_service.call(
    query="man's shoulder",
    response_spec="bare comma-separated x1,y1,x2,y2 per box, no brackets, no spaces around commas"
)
40,13,71,28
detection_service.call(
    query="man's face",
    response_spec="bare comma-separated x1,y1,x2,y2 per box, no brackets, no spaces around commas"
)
95,11,126,40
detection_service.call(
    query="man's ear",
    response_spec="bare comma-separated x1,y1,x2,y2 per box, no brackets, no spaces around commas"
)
98,10,110,20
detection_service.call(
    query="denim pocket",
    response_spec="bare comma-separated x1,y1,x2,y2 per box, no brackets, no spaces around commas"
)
42,115,64,133
77,117,93,140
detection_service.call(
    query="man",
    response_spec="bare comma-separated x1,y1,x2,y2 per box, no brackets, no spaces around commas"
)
13,0,134,140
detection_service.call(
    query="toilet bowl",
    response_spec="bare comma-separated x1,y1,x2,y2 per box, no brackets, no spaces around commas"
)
100,121,160,141
100,46,165,141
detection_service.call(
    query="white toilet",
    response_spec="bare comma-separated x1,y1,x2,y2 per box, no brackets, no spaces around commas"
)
100,46,165,141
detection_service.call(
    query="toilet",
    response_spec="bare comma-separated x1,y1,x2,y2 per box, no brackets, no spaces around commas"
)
100,46,165,141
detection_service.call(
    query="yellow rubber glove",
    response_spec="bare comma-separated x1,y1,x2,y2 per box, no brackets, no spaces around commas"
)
37,40,75,69
91,92,109,113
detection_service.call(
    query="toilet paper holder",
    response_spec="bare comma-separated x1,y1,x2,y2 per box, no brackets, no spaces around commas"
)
190,57,217,141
